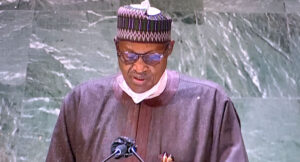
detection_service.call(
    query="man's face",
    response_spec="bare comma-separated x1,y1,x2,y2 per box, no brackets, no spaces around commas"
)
115,40,175,93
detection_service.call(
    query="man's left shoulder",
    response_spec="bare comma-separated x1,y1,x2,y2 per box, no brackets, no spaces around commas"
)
176,72,229,98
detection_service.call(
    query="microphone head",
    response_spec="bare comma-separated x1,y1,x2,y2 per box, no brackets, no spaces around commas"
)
111,136,137,159
114,144,127,158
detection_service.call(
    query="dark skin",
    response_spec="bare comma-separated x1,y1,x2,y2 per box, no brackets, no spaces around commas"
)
115,40,175,93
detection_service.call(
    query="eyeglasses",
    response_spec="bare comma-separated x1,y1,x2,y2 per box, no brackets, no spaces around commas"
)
117,51,164,66
114,38,170,66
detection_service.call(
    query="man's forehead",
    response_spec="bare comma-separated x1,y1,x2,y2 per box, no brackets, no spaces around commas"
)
118,40,167,52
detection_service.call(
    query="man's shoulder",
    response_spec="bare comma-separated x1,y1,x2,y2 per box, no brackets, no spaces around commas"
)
175,71,228,97
71,73,118,94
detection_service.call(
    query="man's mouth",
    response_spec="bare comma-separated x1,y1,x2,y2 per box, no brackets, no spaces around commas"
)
132,76,146,85
134,77,145,81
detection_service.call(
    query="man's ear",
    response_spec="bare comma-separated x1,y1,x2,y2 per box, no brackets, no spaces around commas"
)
114,37,119,49
166,40,175,56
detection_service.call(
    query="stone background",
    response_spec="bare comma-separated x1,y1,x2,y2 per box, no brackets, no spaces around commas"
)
0,0,299,161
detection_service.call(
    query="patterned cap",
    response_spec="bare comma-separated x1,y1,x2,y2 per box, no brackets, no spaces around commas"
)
116,4,172,43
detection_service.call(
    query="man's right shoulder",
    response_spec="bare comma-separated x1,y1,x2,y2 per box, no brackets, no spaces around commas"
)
66,73,118,98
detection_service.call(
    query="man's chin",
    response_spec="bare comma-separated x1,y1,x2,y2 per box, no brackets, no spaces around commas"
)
129,84,152,93
128,78,150,93
131,87,149,93
124,76,153,93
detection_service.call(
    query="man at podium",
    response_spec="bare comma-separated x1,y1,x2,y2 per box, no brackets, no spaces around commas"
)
46,1,248,162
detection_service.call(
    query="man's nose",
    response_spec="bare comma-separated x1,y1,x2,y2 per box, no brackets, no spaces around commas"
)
132,57,148,73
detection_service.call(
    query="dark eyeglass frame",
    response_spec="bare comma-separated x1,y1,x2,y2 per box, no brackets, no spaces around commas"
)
117,51,166,66
114,38,170,66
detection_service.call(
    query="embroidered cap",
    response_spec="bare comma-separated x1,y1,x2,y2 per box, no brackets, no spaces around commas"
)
116,1,172,43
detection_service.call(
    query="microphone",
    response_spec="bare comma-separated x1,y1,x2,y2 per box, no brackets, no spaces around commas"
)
114,144,127,158
102,136,144,162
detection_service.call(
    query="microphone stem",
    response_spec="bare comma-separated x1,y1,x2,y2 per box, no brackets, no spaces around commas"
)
130,147,144,162
102,150,118,162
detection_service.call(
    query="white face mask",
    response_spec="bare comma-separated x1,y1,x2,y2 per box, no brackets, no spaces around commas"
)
117,70,168,104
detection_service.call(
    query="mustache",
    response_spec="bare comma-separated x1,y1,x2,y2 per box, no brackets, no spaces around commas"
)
129,70,148,79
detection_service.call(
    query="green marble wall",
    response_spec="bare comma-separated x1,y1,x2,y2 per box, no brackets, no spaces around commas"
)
0,0,299,162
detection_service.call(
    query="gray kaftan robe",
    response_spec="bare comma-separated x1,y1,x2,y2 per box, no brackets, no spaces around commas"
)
46,70,248,162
